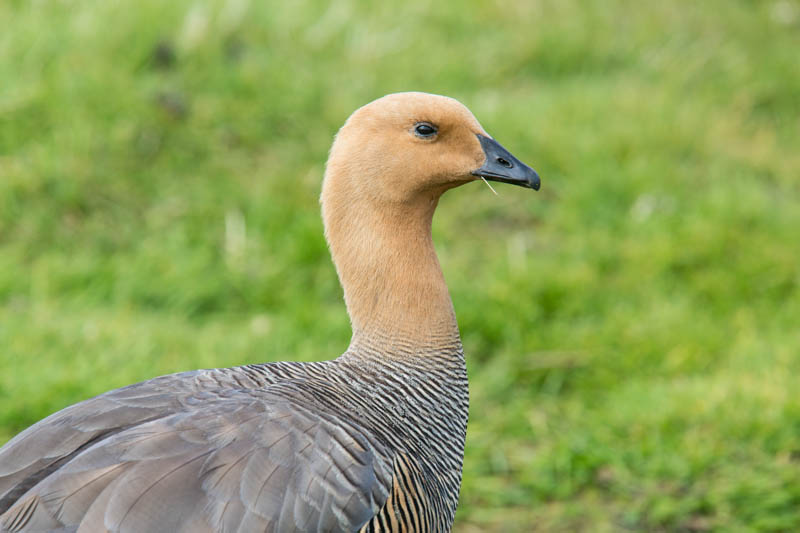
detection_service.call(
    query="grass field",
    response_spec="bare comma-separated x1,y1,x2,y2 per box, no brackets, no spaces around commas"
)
2,0,800,530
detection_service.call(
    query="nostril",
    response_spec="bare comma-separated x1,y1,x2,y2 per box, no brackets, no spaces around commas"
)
497,157,513,169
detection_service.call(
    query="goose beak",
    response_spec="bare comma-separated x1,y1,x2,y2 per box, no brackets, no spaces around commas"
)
471,134,540,190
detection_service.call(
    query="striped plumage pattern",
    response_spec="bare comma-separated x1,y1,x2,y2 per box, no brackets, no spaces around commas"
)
0,336,467,532
360,453,438,532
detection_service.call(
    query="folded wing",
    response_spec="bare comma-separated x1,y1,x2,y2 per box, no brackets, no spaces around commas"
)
0,378,392,532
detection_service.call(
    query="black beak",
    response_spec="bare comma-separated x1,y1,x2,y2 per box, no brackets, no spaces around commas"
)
471,134,540,190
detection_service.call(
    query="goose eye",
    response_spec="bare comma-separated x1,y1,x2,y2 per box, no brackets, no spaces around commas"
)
413,123,438,138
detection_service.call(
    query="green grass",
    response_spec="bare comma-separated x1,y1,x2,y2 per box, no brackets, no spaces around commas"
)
2,0,799,530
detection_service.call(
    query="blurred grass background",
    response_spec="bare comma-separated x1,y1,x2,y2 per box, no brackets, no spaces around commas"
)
1,0,799,530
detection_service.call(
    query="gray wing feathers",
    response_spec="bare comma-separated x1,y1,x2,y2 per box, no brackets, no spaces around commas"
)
0,377,392,532
0,371,207,510
0,367,280,513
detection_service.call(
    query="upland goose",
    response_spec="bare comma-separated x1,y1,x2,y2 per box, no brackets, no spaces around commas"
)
0,92,539,532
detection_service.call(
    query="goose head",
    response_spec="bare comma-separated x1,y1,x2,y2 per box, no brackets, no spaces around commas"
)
323,92,539,209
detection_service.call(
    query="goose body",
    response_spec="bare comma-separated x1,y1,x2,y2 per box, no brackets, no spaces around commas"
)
0,93,539,532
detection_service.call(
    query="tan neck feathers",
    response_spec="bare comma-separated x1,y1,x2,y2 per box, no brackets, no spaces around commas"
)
322,182,459,350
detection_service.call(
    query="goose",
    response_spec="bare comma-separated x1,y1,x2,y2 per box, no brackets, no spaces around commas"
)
0,92,540,532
